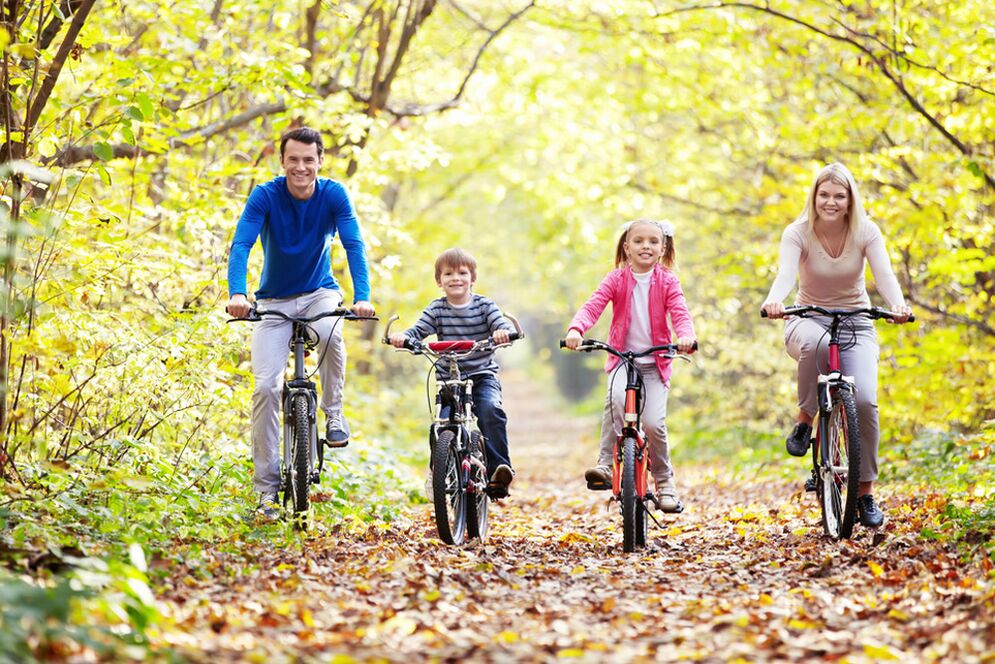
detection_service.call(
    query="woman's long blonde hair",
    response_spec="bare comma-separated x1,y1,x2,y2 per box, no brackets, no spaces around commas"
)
798,162,868,235
613,219,676,269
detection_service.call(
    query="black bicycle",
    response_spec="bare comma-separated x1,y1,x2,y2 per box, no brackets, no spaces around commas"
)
229,307,376,526
762,305,913,538
382,315,522,545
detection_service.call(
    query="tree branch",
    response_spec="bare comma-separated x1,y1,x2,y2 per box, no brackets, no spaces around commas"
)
668,1,995,189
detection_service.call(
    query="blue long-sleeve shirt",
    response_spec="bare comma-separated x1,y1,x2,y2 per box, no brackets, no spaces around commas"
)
227,176,371,302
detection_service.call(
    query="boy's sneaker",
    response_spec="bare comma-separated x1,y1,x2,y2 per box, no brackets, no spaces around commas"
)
487,464,514,498
857,494,884,528
655,478,684,513
786,422,812,457
584,465,611,490
325,413,350,448
257,492,280,521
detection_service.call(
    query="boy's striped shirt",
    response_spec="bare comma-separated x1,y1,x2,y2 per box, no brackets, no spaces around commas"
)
404,294,513,379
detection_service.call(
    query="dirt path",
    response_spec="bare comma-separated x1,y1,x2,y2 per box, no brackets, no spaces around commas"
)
157,371,994,662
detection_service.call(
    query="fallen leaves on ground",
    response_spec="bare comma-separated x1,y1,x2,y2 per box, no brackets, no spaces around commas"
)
152,375,995,662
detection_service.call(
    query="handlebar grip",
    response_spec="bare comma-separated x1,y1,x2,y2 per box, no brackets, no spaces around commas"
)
559,339,567,348
691,341,698,351
403,338,419,351
509,332,521,342
760,309,768,319
908,314,916,323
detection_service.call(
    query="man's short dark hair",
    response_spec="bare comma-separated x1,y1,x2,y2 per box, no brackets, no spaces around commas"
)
280,127,324,159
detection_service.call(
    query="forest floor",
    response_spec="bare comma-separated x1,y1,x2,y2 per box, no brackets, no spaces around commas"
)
153,372,995,662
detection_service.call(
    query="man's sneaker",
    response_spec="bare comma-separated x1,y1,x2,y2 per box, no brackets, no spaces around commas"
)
857,494,884,528
655,477,684,513
786,422,813,457
325,413,350,448
584,465,611,490
257,492,280,521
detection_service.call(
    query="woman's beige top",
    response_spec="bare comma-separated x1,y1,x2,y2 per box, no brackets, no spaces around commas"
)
764,218,906,309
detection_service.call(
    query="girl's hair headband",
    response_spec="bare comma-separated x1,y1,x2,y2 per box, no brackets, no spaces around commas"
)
623,219,675,238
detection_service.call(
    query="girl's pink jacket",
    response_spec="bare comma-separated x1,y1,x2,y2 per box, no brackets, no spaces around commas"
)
567,264,696,386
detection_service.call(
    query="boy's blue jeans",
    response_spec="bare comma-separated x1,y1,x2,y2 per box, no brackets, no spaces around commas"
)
439,372,511,477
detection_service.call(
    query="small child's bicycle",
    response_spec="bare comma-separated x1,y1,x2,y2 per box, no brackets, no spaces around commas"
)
383,315,522,545
559,338,696,553
229,307,376,527
762,305,914,539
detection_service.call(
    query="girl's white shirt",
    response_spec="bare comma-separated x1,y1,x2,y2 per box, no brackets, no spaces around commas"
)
624,269,657,365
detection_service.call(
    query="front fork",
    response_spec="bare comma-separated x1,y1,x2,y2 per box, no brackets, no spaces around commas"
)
282,382,319,484
812,372,856,484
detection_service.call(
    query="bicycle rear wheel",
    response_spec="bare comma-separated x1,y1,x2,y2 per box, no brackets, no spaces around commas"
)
466,431,489,541
621,437,638,553
286,393,311,523
819,390,861,539
432,429,466,545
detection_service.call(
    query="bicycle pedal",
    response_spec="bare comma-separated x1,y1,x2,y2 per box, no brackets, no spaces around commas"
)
323,437,349,449
586,481,611,491
486,484,509,500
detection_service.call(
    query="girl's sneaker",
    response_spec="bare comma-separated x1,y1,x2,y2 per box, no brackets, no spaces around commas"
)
655,478,684,513
584,465,611,490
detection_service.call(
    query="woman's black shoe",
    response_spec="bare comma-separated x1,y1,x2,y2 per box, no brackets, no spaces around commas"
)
857,494,884,528
786,422,812,457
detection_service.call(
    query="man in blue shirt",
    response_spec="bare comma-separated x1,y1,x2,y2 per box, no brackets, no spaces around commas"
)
227,127,375,518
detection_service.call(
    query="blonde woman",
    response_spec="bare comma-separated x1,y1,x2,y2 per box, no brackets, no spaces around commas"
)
761,163,912,528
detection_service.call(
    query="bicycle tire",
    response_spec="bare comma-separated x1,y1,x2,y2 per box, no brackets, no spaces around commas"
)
287,393,311,522
621,437,638,553
634,472,649,547
432,429,466,545
466,431,489,541
819,390,861,539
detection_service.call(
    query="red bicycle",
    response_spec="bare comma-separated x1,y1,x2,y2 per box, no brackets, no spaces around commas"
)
560,339,695,552
762,305,914,538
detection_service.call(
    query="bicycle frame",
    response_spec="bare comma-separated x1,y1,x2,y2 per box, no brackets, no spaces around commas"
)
382,315,523,544
762,304,914,538
228,306,376,520
611,363,650,500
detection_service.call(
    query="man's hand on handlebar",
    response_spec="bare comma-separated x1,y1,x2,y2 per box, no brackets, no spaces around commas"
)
352,300,375,318
227,294,251,319
563,329,584,350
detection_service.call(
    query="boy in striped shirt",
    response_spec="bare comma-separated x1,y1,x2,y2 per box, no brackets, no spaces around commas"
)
389,248,516,495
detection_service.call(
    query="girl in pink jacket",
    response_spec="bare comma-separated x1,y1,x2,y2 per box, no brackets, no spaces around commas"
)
563,219,696,512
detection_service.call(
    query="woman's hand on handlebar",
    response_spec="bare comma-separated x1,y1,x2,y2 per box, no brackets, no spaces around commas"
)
227,294,251,319
563,329,583,350
761,301,785,320
887,304,913,324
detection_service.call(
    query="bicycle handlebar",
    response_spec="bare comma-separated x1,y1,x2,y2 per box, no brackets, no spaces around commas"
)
558,338,697,359
227,307,379,324
760,305,915,323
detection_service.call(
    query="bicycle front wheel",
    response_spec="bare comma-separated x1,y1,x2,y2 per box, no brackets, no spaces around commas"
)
466,431,489,541
621,437,639,553
286,393,311,522
432,429,466,545
819,390,861,539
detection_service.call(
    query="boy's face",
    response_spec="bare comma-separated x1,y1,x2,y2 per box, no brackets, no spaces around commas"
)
437,264,474,303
